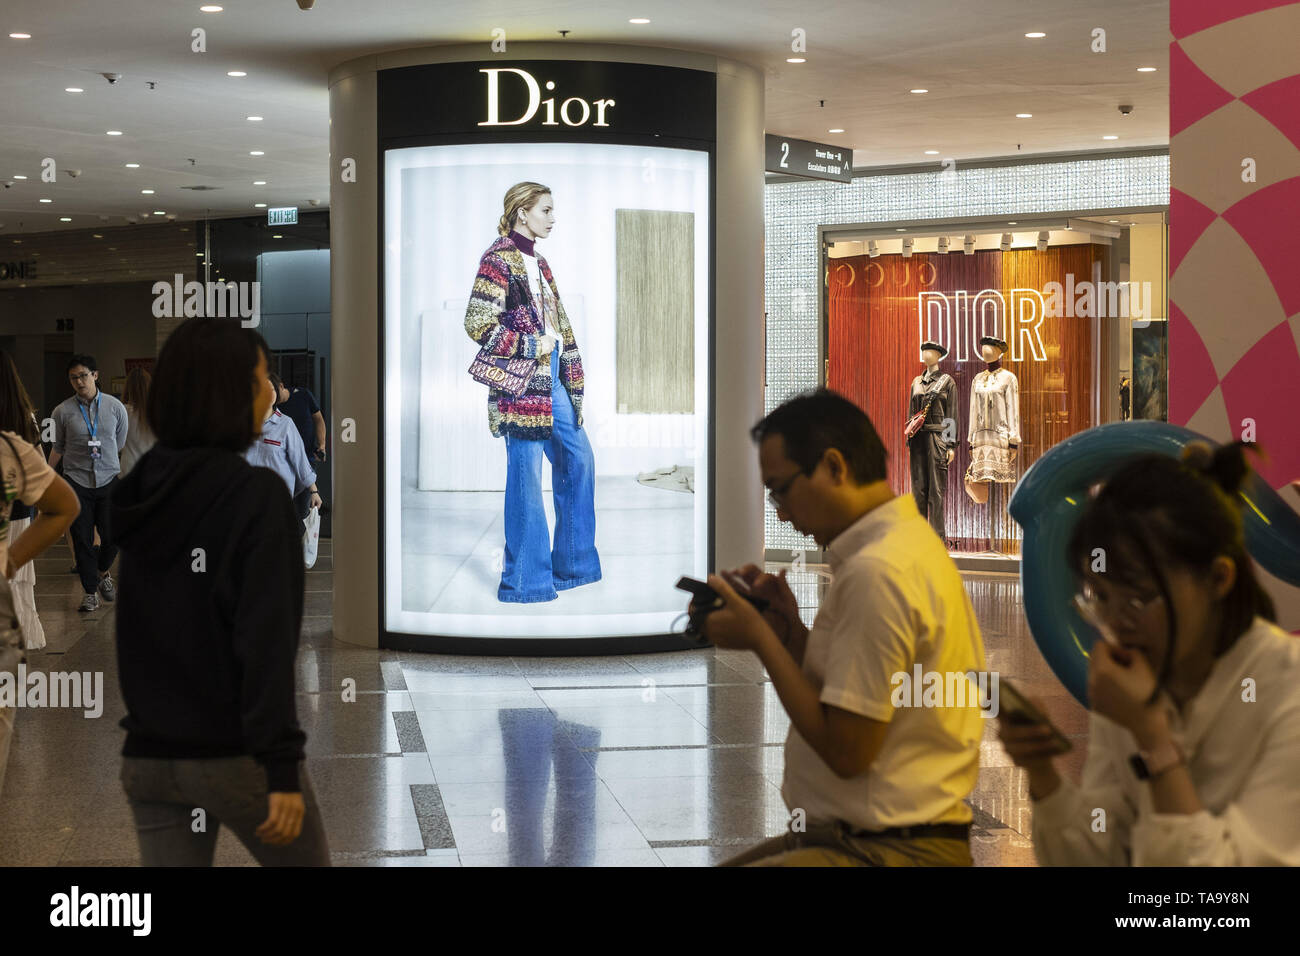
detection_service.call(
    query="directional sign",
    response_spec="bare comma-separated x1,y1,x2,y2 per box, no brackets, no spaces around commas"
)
765,134,852,182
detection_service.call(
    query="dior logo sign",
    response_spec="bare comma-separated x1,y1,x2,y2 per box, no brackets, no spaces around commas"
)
484,367,506,384
479,68,615,128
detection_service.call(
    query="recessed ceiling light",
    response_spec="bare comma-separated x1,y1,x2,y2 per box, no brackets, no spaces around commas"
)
196,252,204,257
629,18,650,24
895,228,906,232
39,198,51,203
153,210,165,215
1025,32,1046,38
1128,221,1137,226
107,130,123,135
253,180,267,185
59,217,71,222
124,163,139,168
786,57,805,64
1008,221,1018,225
272,234,283,239
65,87,84,93
141,189,154,194
828,128,844,133
8,33,32,40
200,5,224,11
93,233,103,238
1137,67,1157,73
247,116,263,121
1016,113,1032,118
910,89,928,94
12,175,26,180
249,150,264,156
227,71,246,77
1108,220,1119,223
1103,135,1119,140
254,203,267,208
924,150,940,155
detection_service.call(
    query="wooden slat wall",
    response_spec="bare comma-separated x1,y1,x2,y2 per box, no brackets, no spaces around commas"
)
615,209,695,414
828,245,1101,554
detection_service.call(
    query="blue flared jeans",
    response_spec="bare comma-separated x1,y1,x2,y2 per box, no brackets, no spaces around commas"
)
499,349,602,603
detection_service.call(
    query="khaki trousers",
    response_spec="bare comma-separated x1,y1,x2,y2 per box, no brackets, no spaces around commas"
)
720,821,973,867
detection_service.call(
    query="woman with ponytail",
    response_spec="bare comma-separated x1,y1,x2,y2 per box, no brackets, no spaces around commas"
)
1000,440,1299,865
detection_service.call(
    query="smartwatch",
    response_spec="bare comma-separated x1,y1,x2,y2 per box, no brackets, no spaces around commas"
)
1129,739,1184,780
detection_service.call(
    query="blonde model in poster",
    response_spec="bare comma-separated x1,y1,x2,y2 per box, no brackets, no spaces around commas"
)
464,182,602,603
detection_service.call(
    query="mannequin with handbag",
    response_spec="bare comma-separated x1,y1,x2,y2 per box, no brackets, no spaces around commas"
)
905,341,957,539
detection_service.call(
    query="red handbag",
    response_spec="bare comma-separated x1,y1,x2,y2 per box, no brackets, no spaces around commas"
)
904,375,948,440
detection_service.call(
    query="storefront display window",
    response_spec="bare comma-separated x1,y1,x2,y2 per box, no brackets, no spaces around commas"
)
823,216,1168,557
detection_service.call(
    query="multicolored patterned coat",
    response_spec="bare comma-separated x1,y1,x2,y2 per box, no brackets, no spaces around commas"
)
464,234,586,440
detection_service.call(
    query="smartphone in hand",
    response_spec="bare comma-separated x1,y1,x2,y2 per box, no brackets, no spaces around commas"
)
674,575,769,613
995,677,1072,754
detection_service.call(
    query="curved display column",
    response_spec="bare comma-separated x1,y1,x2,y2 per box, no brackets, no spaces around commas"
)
329,44,764,652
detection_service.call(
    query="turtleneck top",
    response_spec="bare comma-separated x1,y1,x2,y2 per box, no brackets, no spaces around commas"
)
510,229,556,336
509,229,535,256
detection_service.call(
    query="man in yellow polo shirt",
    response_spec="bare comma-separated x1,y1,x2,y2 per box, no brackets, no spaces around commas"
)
698,389,987,866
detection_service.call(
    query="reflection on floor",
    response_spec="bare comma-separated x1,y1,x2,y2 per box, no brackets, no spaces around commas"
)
400,477,694,615
0,543,1086,866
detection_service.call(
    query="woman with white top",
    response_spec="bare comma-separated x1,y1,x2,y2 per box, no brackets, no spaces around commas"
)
999,440,1298,866
0,349,80,796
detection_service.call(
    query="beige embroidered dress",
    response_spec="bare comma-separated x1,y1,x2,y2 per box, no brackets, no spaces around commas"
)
965,366,1021,483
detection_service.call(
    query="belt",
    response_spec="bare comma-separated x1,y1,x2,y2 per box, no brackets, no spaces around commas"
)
920,423,947,432
846,822,971,841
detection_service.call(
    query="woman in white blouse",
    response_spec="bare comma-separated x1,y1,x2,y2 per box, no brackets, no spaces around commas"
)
1000,440,1298,866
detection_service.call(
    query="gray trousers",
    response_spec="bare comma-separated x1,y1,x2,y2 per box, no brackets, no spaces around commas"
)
908,432,949,538
121,755,330,866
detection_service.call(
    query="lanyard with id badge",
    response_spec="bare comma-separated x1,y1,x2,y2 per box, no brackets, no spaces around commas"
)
80,392,103,460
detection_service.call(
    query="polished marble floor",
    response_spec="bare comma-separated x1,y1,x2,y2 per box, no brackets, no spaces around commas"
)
0,541,1087,866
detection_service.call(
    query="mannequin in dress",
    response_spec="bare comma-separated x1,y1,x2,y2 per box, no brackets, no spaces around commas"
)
908,341,956,538
964,336,1021,505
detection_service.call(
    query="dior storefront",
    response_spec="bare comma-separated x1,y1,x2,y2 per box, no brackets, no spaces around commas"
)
764,151,1171,567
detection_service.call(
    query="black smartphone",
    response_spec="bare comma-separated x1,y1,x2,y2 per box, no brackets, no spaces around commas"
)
996,677,1072,754
674,575,769,613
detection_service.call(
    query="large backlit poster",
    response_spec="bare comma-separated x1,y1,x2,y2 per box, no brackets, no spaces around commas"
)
379,62,714,641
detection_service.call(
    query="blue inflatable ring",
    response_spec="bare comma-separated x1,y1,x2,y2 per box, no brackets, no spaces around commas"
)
1007,421,1300,707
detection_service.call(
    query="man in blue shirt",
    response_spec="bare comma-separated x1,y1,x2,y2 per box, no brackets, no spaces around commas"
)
49,354,130,612
269,373,325,520
245,378,321,523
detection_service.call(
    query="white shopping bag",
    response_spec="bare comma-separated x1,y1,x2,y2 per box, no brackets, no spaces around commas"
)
302,506,320,569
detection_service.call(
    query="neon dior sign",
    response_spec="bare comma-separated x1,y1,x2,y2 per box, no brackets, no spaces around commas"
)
917,278,1155,362
479,68,616,128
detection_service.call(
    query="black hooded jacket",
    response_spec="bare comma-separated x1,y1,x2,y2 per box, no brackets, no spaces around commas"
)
110,443,306,792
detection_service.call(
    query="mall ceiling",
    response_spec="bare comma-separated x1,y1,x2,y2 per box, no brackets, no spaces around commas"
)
0,0,1169,236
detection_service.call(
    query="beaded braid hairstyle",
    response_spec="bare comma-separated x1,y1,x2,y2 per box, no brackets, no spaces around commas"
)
1067,441,1277,695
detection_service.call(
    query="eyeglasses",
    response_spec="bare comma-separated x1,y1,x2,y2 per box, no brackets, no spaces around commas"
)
767,468,809,508
70,372,93,382
1074,582,1163,628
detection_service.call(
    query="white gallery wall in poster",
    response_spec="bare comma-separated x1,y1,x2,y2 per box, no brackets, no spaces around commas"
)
383,141,711,638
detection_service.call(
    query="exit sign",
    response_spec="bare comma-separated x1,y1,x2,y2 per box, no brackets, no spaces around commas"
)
268,207,298,226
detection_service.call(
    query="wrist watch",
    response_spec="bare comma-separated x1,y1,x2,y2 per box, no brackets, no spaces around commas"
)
1129,739,1184,780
